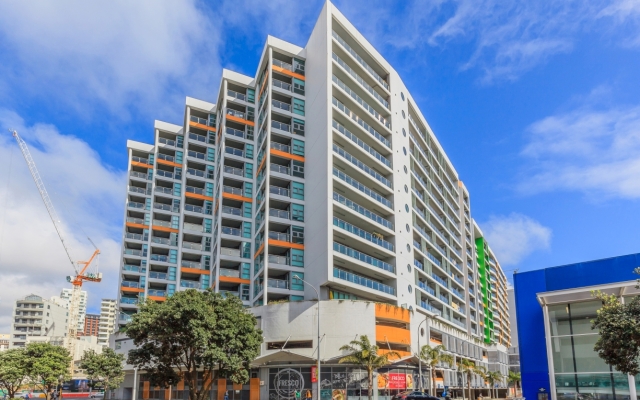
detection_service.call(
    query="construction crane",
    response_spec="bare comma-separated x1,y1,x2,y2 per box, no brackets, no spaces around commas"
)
11,130,101,370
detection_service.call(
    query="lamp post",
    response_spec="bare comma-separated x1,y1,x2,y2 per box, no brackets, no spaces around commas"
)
417,317,428,392
292,276,321,400
132,367,139,400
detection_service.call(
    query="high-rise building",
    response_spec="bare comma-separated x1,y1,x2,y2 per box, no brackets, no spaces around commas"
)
82,313,100,337
9,294,69,348
113,2,511,399
97,299,117,346
51,288,87,334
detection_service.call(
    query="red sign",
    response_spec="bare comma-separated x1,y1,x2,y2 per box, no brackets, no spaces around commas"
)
311,366,317,383
387,373,406,389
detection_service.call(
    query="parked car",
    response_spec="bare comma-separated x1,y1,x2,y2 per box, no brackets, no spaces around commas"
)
392,391,438,400
89,392,105,398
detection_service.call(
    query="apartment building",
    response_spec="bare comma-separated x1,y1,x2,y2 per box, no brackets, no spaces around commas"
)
0,333,9,351
97,299,117,346
113,2,510,399
51,288,88,334
82,313,100,337
9,294,68,348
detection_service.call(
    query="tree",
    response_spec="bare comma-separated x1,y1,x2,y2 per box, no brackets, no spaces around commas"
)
0,349,28,398
338,335,399,400
419,345,453,397
126,289,262,400
485,371,503,399
591,290,640,375
508,371,521,397
80,348,125,391
457,358,476,400
24,343,71,400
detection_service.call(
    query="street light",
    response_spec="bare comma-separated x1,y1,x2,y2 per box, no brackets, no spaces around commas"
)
292,276,321,400
417,317,429,392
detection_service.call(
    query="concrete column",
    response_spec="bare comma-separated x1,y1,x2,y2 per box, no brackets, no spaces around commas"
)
628,375,637,400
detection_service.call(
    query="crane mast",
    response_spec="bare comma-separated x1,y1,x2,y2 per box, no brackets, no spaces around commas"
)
11,130,101,374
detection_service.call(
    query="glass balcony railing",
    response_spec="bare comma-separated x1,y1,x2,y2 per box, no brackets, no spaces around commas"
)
332,97,390,149
268,278,289,289
188,132,207,143
182,241,202,251
332,168,392,209
130,171,148,180
227,109,247,120
333,267,395,295
332,52,389,109
147,289,166,297
121,281,140,289
269,186,290,197
272,99,291,112
223,186,243,196
333,144,392,188
183,223,204,232
152,220,172,228
157,153,175,163
158,137,175,147
332,120,391,168
153,203,179,213
270,142,291,153
333,241,394,273
188,150,206,160
227,89,247,102
221,226,241,236
439,294,450,305
268,254,289,265
123,249,144,257
420,301,442,316
332,217,394,251
272,59,293,71
332,75,390,129
332,31,389,90
129,186,150,195
151,237,176,246
271,120,291,132
125,232,145,241
414,259,424,271
119,314,133,322
120,297,139,305
269,208,290,219
271,163,290,175
226,126,253,141
269,231,290,242
225,147,245,158
184,204,204,214
417,281,435,296
432,273,448,288
220,247,241,257
223,165,244,176
222,206,242,216
451,318,466,329
131,156,149,164
180,280,201,289
190,115,213,127
219,268,240,278
273,79,292,92
154,186,174,195
150,254,169,262
149,272,168,280
332,192,393,230
123,265,146,273
181,260,204,269
452,288,464,300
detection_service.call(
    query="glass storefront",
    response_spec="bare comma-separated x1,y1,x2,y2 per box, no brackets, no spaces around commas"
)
547,300,632,400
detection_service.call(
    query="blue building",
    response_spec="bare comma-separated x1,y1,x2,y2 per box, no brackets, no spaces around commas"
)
514,253,640,400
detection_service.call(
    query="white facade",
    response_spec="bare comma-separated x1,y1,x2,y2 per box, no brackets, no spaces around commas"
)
55,288,88,334
0,333,9,351
9,294,69,348
98,299,117,346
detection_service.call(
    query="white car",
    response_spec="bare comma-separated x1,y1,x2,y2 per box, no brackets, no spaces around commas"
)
89,393,104,398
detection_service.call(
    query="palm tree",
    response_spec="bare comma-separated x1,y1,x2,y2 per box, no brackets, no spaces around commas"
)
486,371,503,399
508,371,521,397
339,335,399,400
475,366,488,398
419,345,453,397
458,359,476,400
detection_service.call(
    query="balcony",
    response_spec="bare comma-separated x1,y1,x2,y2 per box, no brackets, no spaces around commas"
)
333,144,392,188
331,52,389,109
223,165,244,177
149,272,168,280
123,265,146,273
269,208,290,220
227,89,247,102
414,259,424,271
271,120,291,133
333,241,394,273
190,115,213,127
270,142,292,154
181,260,204,270
188,131,208,144
119,314,133,323
272,99,291,112
150,254,169,263
332,120,391,169
332,168,392,209
130,171,148,180
267,278,289,290
417,281,435,296
332,192,393,230
183,222,204,232
269,186,290,197
221,247,241,257
154,203,178,213
268,231,292,242
123,249,144,257
219,268,240,278
151,237,176,246
187,168,213,180
127,202,144,211
271,163,291,175
131,156,149,164
431,273,448,288
439,294,450,305
331,31,389,90
222,205,242,216
125,232,146,241
154,186,174,196
332,217,394,251
221,226,242,237
157,153,175,163
184,204,205,214
182,241,203,251
187,150,206,160
120,297,139,305
225,147,245,158
223,186,243,196
156,169,176,180
153,220,172,228
273,78,292,92
332,75,390,129
129,186,150,195
332,97,390,149
452,288,464,300
180,280,201,289
148,289,166,297
121,281,141,289
268,254,289,265
420,301,443,316
333,267,395,296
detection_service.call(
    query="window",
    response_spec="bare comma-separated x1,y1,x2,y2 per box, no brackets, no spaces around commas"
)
293,118,305,136
406,224,410,232
403,147,407,155
405,204,409,212
267,340,313,350
401,92,405,101
404,166,407,174
407,264,412,272
293,78,305,95
402,110,406,119
402,128,406,137
406,244,410,252
293,98,305,116
404,185,408,193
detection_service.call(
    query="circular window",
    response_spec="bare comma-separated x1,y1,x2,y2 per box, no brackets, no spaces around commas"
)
402,110,406,119
404,166,408,174
407,264,412,272
406,224,410,232
403,147,407,155
404,184,409,193
406,244,411,252
405,204,409,212
408,285,412,293
401,92,405,101
402,128,406,137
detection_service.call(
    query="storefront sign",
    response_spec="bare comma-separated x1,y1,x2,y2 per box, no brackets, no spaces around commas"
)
274,368,305,399
378,373,409,389
311,366,317,383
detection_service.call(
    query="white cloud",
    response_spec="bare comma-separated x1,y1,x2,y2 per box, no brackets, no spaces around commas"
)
481,213,552,266
519,99,640,199
0,0,220,119
0,110,125,333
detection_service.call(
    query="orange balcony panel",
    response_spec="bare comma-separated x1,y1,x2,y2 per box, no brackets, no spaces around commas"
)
222,192,252,203
376,325,410,346
219,276,250,285
379,348,411,361
254,243,264,259
181,267,210,275
148,295,166,302
152,225,179,234
375,303,411,323
270,148,305,162
430,338,443,345
226,114,255,127
258,71,269,100
157,158,182,168
272,65,305,81
131,161,153,169
185,192,213,201
256,156,267,176
189,121,216,132
121,287,144,293
126,222,149,230
268,239,304,250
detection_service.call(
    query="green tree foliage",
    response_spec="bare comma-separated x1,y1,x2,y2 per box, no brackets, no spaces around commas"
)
591,290,640,375
419,345,453,397
0,349,28,398
508,371,521,396
485,371,503,399
80,348,125,390
24,343,71,400
125,289,262,400
457,358,476,400
339,335,398,400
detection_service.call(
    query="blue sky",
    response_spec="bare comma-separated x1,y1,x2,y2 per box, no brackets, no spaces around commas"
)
0,0,639,327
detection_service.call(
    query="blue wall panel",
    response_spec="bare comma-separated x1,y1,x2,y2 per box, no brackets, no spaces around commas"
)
514,253,640,400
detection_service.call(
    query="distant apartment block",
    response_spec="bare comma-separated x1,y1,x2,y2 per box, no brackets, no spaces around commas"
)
9,294,69,348
0,333,9,351
82,313,100,337
51,288,87,334
97,299,117,346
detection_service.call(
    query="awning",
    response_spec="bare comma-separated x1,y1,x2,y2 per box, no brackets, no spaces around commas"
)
251,350,318,366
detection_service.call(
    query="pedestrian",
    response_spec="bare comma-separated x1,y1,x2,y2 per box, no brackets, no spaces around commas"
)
224,391,229,400
305,390,312,400
478,394,483,400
